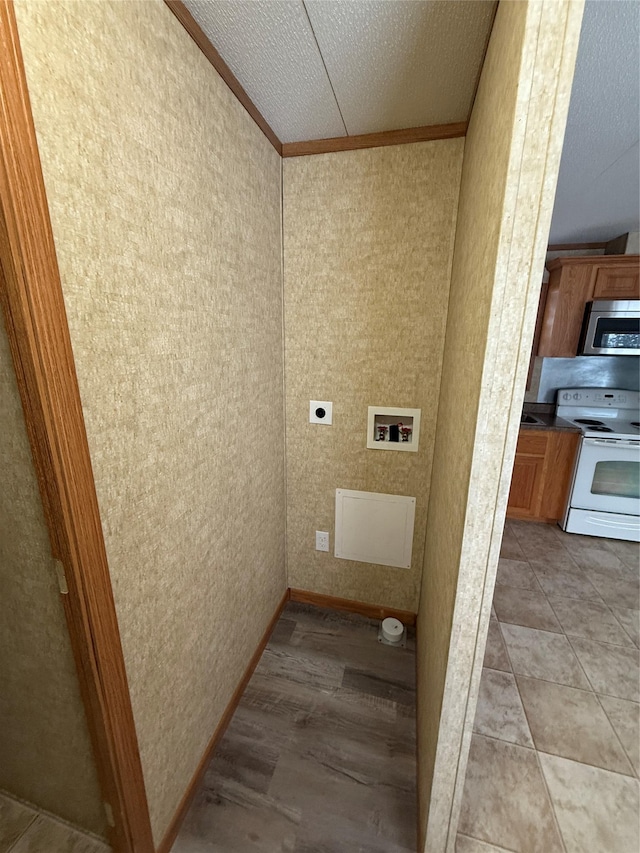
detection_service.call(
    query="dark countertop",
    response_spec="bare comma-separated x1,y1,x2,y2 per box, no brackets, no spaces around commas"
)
520,408,582,433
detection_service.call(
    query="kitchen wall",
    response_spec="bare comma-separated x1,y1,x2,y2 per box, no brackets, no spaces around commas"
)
283,140,464,611
0,322,105,834
15,0,286,844
528,355,640,403
416,1,584,850
626,232,640,253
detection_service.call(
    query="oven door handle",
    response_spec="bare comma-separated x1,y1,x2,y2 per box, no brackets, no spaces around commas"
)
583,437,640,449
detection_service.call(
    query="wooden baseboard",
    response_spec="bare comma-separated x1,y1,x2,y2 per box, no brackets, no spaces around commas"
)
289,588,417,626
156,588,290,853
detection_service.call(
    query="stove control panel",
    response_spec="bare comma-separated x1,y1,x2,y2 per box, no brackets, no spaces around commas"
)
557,388,640,410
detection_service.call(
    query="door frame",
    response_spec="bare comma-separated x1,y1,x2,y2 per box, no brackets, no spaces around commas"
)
0,3,153,850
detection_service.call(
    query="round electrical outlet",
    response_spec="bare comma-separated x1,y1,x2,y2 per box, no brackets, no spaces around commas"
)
309,401,333,425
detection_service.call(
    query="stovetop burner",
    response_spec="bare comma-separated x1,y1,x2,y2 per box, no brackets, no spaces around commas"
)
588,425,614,433
574,418,605,425
631,422,640,429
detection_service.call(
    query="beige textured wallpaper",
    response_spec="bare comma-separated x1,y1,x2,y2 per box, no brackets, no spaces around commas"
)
0,322,105,834
416,2,584,850
283,141,463,611
15,0,286,843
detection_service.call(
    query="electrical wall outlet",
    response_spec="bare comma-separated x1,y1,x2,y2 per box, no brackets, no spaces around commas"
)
315,531,329,552
310,401,333,424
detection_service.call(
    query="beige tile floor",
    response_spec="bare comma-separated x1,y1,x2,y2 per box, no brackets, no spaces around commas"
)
0,792,109,853
458,519,640,853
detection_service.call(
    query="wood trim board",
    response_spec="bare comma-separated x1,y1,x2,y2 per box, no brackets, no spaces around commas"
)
156,589,291,853
164,0,282,154
0,3,154,851
547,253,638,269
282,122,467,158
289,588,417,626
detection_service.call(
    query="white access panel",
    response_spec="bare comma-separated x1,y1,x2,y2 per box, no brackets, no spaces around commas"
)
334,489,416,569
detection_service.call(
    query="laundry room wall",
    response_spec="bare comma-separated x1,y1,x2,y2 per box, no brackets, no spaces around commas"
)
283,139,464,612
14,0,286,843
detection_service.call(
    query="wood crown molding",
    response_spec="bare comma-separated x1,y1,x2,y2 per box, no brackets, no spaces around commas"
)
164,0,282,154
157,589,290,853
0,3,153,850
289,588,417,626
547,253,639,270
282,122,467,158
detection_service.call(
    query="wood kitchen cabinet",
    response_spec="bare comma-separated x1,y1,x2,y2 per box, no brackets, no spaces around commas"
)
537,255,639,357
507,429,580,522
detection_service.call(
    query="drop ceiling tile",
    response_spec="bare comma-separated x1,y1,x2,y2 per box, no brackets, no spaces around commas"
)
304,0,496,135
183,0,346,143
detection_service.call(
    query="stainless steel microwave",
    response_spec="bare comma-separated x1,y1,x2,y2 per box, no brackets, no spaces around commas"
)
579,299,640,356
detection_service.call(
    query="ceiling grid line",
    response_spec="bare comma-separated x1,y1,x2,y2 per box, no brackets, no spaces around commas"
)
301,0,348,137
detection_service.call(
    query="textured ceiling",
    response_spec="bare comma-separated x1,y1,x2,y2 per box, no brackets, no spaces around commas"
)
549,0,640,244
183,0,496,143
182,0,638,245
185,1,345,142
304,1,496,136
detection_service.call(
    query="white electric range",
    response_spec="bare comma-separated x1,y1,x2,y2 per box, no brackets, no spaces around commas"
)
557,388,640,542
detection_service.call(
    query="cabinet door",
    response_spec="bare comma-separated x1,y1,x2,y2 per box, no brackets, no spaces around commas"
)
539,431,579,520
507,454,546,518
507,430,579,522
593,265,640,299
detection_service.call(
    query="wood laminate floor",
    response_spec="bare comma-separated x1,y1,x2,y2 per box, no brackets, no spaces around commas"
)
171,602,417,853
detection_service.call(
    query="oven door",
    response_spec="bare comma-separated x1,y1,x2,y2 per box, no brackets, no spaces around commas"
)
571,438,640,516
